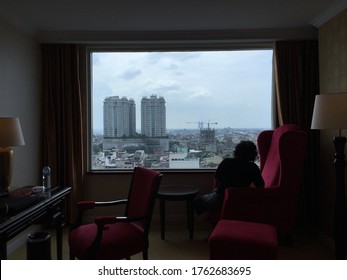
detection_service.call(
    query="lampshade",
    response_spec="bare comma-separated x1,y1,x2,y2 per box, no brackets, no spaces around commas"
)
311,93,347,130
0,117,25,147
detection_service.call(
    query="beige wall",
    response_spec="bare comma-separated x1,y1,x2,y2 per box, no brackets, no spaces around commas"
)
0,17,42,187
319,9,347,94
318,8,347,237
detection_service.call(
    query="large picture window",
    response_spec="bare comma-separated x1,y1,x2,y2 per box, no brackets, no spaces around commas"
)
90,48,273,170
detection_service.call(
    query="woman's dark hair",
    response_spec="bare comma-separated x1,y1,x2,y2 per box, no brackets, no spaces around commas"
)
233,140,258,162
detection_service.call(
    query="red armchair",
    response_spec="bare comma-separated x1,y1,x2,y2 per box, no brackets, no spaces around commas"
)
220,124,307,237
68,167,162,259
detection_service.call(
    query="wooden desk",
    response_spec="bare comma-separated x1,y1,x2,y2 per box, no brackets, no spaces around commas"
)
0,186,71,260
157,185,199,240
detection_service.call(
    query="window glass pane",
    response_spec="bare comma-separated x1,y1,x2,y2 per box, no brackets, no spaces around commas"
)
91,49,273,170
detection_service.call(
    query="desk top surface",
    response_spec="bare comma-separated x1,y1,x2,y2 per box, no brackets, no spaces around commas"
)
0,186,71,220
158,185,200,198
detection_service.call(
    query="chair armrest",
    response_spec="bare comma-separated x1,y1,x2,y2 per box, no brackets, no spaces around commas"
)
76,201,96,210
95,199,128,207
71,199,128,231
95,215,147,227
77,199,128,209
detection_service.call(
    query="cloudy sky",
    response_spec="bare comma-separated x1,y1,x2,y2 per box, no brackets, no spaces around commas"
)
92,49,273,132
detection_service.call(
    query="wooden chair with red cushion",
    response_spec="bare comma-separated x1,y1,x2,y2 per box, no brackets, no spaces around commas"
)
68,167,162,259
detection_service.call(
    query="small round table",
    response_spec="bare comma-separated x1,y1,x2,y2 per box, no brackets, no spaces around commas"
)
157,185,200,240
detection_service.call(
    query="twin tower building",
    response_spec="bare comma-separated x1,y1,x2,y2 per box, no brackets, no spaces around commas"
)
103,95,166,138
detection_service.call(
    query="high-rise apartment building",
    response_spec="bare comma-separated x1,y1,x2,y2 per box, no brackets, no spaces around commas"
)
103,96,136,138
141,95,166,137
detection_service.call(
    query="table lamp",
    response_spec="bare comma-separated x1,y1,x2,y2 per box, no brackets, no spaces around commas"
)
0,117,25,195
311,92,347,259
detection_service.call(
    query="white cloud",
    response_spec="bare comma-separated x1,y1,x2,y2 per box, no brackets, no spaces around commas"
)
119,68,142,80
186,88,212,100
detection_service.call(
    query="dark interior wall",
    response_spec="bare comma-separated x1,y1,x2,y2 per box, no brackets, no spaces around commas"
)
318,8,347,237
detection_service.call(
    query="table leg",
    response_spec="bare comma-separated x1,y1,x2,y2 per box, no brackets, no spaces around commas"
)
159,199,166,240
0,237,7,260
56,224,63,260
53,211,65,259
187,198,194,239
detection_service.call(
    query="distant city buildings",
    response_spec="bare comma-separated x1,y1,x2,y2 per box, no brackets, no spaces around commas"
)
200,127,217,152
102,95,169,164
103,96,136,137
92,127,262,170
169,152,199,168
141,95,166,137
103,95,166,138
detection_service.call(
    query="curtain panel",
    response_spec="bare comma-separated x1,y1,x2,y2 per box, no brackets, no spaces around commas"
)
41,44,85,222
274,41,320,228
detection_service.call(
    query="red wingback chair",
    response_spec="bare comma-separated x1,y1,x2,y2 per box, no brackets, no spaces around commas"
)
220,124,307,237
68,167,162,259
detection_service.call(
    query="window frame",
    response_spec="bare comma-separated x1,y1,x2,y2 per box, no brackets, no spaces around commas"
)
85,41,274,173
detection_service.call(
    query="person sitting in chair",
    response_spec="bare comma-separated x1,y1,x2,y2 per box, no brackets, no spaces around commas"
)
194,140,265,223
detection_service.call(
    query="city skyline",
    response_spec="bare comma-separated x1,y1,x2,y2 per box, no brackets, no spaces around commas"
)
92,49,273,132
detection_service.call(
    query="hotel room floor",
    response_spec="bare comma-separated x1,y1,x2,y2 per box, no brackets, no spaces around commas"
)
7,223,335,260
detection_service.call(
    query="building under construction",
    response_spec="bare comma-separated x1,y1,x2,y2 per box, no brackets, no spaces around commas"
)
200,127,217,152
186,121,217,152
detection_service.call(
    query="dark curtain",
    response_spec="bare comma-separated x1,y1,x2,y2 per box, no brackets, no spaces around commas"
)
274,41,320,228
41,44,85,223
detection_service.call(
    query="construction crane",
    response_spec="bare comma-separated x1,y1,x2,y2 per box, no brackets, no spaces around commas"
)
186,120,218,130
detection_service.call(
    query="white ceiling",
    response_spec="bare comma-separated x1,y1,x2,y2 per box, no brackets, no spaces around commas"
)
1,0,347,42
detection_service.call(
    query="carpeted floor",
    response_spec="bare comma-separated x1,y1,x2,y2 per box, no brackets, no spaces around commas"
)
7,220,335,260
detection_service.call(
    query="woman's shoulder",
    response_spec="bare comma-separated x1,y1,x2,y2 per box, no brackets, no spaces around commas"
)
248,161,261,171
233,158,260,169
220,157,234,162
219,157,239,165
219,157,250,168
217,157,237,171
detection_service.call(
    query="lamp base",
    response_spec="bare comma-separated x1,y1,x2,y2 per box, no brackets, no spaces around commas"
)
0,147,13,195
